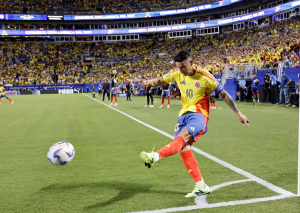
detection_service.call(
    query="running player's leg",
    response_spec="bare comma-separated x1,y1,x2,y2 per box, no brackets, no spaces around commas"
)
167,92,170,108
160,92,165,108
114,89,117,104
2,94,13,104
210,96,215,109
110,89,114,105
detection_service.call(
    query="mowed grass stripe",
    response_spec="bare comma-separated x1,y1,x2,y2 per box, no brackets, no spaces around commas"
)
0,94,295,213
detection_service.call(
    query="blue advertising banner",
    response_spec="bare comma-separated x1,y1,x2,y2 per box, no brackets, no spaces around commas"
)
64,0,242,20
0,14,47,21
4,84,82,91
0,0,299,36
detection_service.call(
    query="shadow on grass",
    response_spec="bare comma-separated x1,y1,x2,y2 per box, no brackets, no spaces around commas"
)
41,181,186,211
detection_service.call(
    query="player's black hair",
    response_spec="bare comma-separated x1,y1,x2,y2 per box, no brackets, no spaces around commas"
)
174,51,192,62
111,73,115,77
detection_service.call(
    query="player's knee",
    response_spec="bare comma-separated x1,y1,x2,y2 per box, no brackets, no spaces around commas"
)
178,129,193,144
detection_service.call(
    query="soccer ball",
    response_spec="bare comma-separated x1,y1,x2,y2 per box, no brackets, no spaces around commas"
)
47,142,75,166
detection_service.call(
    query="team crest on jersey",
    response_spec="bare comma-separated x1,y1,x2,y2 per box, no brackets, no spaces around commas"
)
194,82,201,89
165,72,170,77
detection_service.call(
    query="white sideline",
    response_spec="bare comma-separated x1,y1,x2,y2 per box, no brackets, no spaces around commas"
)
83,94,297,210
130,195,294,213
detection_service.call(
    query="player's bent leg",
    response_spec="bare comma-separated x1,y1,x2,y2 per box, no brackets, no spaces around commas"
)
140,129,191,168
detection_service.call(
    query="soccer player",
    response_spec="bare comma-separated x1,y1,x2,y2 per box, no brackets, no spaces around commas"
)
0,83,14,104
252,73,260,103
110,74,118,106
140,51,249,198
145,86,154,107
210,90,216,109
159,83,171,108
126,80,132,101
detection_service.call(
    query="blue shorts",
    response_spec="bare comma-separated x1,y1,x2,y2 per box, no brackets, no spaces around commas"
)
161,91,170,97
0,94,8,98
252,88,258,93
110,89,117,95
174,113,208,142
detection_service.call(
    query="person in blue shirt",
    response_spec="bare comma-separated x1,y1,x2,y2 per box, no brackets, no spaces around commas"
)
251,73,260,102
270,69,278,104
238,75,246,101
279,72,292,104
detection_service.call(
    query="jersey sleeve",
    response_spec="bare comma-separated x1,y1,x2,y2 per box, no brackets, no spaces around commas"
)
203,74,223,95
163,70,179,84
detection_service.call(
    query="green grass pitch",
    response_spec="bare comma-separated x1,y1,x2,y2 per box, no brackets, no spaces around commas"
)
0,93,299,212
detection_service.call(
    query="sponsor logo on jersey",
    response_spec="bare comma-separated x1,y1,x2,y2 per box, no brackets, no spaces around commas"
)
194,82,201,89
165,72,170,77
180,80,185,85
189,127,195,131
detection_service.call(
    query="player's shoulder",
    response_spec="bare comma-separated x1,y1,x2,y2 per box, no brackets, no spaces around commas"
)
164,69,180,78
196,67,216,82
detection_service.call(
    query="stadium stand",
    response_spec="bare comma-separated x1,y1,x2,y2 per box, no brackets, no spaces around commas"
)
102,0,219,14
0,0,222,15
0,17,299,86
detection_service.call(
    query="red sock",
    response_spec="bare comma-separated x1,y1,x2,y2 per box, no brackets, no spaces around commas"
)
161,97,164,105
8,98,12,102
111,96,113,103
157,136,186,159
214,103,216,107
115,96,117,103
0,98,1,103
168,97,170,105
180,150,202,182
210,103,213,107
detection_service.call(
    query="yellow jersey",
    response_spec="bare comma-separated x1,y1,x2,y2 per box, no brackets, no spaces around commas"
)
163,65,222,118
0,86,6,95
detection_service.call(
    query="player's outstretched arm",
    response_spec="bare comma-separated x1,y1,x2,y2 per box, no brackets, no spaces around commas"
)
218,90,250,127
141,77,166,89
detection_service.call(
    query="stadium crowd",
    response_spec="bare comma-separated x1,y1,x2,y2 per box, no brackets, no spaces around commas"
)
0,0,99,14
102,0,219,14
0,17,299,87
0,0,221,14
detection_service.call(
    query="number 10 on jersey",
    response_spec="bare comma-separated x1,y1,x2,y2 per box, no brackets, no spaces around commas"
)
186,89,193,98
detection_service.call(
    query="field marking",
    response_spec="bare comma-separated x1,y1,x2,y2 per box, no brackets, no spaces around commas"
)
195,179,253,205
130,195,294,213
83,94,297,211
